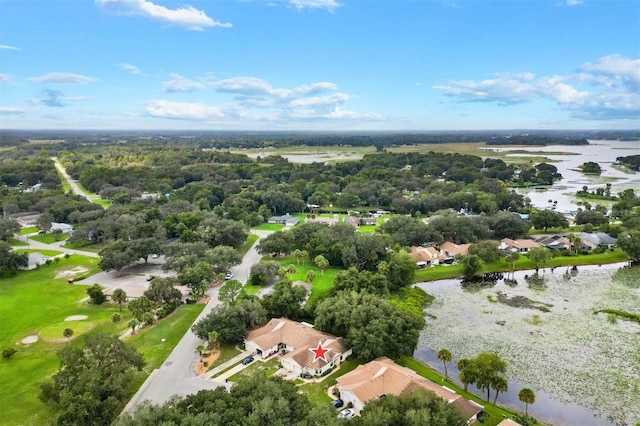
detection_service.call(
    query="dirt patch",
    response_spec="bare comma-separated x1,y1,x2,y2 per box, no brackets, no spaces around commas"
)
64,315,88,321
21,335,39,344
196,350,220,375
55,266,88,279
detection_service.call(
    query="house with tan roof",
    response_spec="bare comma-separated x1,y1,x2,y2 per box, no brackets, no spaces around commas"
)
335,357,483,420
498,238,540,253
440,241,471,257
410,246,449,267
245,318,352,378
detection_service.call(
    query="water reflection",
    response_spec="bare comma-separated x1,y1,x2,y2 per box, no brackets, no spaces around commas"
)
415,263,639,426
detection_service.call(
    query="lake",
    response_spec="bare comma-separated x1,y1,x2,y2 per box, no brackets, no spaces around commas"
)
485,140,640,212
415,264,640,426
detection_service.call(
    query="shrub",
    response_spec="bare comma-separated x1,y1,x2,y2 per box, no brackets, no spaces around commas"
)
64,253,71,259
2,348,17,359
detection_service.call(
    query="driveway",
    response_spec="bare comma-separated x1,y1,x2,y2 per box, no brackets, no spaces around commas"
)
122,230,273,413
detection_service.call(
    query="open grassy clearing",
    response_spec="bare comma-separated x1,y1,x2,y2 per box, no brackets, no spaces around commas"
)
7,237,28,246
62,240,108,252
29,233,69,244
269,254,342,303
20,226,39,235
251,223,285,231
239,234,259,256
297,358,365,405
14,248,64,257
208,343,243,370
228,358,281,382
0,253,207,425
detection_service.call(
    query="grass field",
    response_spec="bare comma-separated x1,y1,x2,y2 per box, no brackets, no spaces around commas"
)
0,254,204,425
20,227,39,235
63,240,108,252
29,233,69,244
269,254,342,303
7,237,28,246
251,223,285,231
14,248,64,257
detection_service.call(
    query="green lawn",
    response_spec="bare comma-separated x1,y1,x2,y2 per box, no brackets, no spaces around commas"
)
356,225,378,234
239,234,259,256
252,223,285,231
228,358,281,382
414,249,629,283
20,226,39,235
7,237,28,246
270,255,342,303
209,343,243,370
54,166,71,192
0,253,207,425
128,303,205,371
30,233,69,244
297,358,365,405
63,240,108,253
14,248,64,257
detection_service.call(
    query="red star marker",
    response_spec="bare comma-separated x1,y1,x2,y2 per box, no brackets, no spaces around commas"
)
310,341,329,362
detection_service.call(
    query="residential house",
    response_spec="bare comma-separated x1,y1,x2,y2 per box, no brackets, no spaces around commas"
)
344,216,378,227
267,213,299,227
536,235,570,251
245,318,352,378
440,241,471,258
575,232,617,249
410,246,449,267
51,222,74,234
335,357,483,421
498,238,540,253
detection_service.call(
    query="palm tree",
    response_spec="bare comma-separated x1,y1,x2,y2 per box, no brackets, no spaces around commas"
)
437,348,452,380
305,269,316,283
111,313,121,325
457,358,474,391
519,388,536,417
111,288,127,312
492,376,508,404
286,264,297,278
128,319,139,335
300,250,309,265
195,344,206,358
314,255,329,276
63,328,73,345
293,249,304,265
377,260,389,275
505,251,520,280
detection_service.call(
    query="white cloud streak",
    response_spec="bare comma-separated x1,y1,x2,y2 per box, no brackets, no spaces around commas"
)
0,74,15,84
95,0,231,30
29,72,96,84
289,0,340,12
0,44,20,50
145,100,236,120
0,107,26,115
119,63,145,75
432,55,640,120
162,73,206,92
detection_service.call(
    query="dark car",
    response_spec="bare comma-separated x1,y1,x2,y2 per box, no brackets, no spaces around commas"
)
331,399,344,408
242,356,254,365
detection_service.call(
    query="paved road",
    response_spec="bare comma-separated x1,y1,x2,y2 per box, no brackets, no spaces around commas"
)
51,156,95,202
20,234,100,258
123,230,272,413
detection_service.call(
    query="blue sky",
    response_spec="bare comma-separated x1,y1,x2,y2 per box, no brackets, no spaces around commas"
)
0,0,638,131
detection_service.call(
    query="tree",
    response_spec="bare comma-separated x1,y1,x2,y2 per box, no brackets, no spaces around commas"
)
192,299,267,344
457,358,476,392
218,279,243,305
0,241,28,273
314,254,329,276
617,231,640,264
386,251,417,291
36,212,53,233
111,313,121,325
111,288,127,312
575,209,608,227
305,269,316,283
52,228,63,241
128,319,139,335
356,387,467,426
63,328,73,345
519,388,536,417
490,211,530,239
468,240,502,263
249,260,280,286
40,333,144,426
505,251,520,279
527,246,550,274
529,210,568,231
567,233,582,255
98,240,138,272
293,249,304,265
0,218,21,240
86,284,106,305
256,230,295,256
128,295,153,322
207,245,242,273
437,348,452,380
332,267,389,296
492,376,508,404
461,254,483,280
380,215,429,246
581,161,602,174
261,279,307,319
144,277,182,306
474,352,507,402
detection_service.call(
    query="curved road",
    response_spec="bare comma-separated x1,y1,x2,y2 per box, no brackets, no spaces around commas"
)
123,230,271,412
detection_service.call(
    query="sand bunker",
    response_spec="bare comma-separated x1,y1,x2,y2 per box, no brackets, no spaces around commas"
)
55,266,88,279
21,335,39,344
64,315,88,321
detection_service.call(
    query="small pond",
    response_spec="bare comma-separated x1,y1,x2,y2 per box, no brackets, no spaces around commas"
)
415,263,640,426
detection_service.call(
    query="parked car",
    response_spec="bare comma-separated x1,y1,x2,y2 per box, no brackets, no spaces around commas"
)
241,356,254,365
337,408,355,419
331,399,344,408
225,271,234,280
146,275,156,281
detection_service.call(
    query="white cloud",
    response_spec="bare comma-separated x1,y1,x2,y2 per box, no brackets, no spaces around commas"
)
162,73,206,92
31,89,90,107
145,100,236,120
0,44,20,50
0,74,15,84
432,55,640,120
565,0,583,6
0,107,26,115
29,72,96,84
95,0,231,30
289,0,340,12
119,63,145,75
